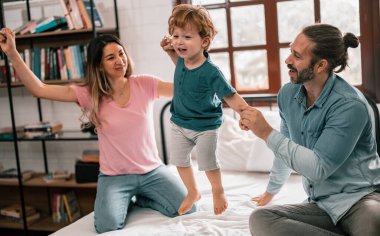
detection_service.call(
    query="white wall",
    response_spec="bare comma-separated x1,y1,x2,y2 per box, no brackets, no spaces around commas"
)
0,0,174,173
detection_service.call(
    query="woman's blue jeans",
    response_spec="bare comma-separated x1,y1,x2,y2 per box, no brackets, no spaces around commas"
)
94,165,196,233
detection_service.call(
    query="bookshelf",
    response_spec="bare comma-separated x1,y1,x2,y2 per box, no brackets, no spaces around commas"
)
0,0,119,234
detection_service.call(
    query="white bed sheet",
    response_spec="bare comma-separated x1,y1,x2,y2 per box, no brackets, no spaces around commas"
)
51,167,306,236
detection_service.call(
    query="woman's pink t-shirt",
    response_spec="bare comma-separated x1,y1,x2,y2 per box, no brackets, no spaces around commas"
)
71,75,162,175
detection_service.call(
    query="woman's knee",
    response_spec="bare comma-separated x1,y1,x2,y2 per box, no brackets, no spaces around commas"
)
94,210,127,233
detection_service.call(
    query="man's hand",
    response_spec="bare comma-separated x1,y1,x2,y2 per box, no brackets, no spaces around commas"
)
251,191,274,206
240,105,273,141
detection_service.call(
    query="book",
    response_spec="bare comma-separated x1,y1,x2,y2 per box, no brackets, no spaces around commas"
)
0,212,40,224
59,0,75,30
0,126,24,139
80,149,99,163
76,0,92,29
23,132,58,139
62,191,81,222
0,169,34,182
19,20,37,35
13,20,35,35
0,204,36,218
42,170,71,183
60,0,84,30
51,194,62,223
24,121,63,134
83,0,103,27
31,16,67,34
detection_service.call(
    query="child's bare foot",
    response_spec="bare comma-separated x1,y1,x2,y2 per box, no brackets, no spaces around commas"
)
178,192,201,215
212,191,228,215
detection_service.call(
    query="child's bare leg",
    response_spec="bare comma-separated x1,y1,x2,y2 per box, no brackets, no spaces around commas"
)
205,168,228,215
177,166,201,215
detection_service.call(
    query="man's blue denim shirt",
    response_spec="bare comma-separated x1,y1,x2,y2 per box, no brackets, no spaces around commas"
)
266,73,380,224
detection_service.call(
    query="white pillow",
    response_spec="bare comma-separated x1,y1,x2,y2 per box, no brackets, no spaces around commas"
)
218,109,281,172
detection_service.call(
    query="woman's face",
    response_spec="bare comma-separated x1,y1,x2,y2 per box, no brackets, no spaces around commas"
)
101,42,128,80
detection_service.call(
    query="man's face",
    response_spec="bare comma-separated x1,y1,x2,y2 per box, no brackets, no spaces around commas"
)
287,62,315,84
285,33,317,84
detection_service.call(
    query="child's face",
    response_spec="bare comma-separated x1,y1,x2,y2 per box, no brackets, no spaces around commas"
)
171,25,208,61
101,42,128,79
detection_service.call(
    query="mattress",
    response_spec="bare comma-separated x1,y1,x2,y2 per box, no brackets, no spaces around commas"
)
51,166,306,236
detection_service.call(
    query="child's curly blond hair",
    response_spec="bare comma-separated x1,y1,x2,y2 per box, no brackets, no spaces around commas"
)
168,4,217,51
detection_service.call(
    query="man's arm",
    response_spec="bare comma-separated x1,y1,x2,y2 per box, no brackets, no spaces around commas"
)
250,113,293,205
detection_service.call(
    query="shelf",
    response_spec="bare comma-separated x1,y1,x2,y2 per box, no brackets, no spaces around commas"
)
0,0,119,233
15,27,119,49
0,214,70,232
16,27,117,40
0,131,97,142
0,218,24,230
18,130,98,141
25,174,96,188
0,174,97,188
28,215,70,232
0,79,84,88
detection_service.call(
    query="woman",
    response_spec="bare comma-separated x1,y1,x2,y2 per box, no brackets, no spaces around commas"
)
0,28,195,233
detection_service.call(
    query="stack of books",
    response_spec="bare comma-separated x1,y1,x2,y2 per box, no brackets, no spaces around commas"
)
80,149,99,163
15,16,68,35
0,126,25,139
0,168,34,183
0,204,40,224
23,121,63,139
13,0,104,36
42,170,71,183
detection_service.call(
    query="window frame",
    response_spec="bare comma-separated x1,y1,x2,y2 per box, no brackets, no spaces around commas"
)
176,0,380,100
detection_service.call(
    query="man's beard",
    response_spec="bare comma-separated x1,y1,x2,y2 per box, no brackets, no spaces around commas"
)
288,64,315,84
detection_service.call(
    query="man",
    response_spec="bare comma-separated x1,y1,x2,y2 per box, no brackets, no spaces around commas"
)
240,23,380,236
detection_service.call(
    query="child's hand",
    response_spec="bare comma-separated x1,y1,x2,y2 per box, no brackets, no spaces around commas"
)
239,118,249,131
160,35,174,52
160,35,178,64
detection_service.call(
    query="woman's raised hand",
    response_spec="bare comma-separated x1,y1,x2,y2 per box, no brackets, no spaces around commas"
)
0,28,17,58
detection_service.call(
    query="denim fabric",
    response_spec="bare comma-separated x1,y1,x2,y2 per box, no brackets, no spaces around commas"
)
94,165,196,233
249,190,380,236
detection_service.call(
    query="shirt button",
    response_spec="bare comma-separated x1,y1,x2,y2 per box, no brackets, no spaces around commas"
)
301,131,304,135
309,184,313,188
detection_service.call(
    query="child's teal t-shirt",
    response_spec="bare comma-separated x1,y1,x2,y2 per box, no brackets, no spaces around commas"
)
170,52,236,131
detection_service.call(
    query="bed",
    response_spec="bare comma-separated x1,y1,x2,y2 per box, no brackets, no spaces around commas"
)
51,95,307,236
51,169,305,236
